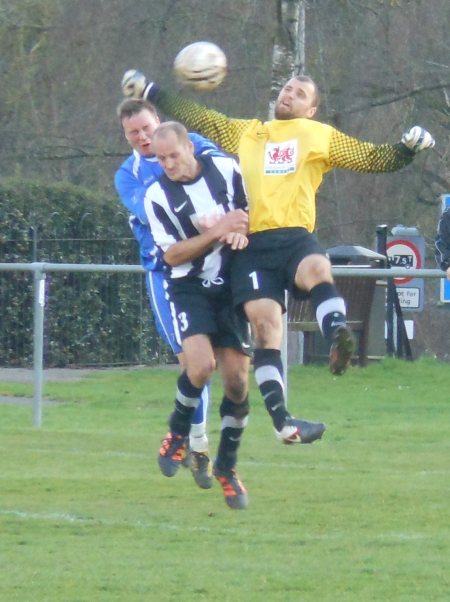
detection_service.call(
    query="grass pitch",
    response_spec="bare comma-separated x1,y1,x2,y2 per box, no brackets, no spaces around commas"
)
0,358,449,601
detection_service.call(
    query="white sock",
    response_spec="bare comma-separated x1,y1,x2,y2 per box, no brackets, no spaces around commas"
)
189,422,208,452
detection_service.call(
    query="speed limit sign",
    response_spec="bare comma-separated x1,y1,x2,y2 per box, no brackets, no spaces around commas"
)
387,227,425,311
386,239,422,285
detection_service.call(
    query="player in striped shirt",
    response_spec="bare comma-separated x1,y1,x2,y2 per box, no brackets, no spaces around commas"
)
144,121,251,509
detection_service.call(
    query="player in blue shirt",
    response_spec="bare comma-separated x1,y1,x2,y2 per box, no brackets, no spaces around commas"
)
115,98,218,489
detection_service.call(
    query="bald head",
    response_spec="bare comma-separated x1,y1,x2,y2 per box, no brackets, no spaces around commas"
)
152,121,199,182
151,121,190,145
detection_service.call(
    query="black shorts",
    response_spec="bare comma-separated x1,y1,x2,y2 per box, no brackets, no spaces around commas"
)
167,277,251,353
231,228,326,311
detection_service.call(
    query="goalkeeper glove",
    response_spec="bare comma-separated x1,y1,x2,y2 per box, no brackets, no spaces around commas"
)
121,69,154,99
401,126,435,152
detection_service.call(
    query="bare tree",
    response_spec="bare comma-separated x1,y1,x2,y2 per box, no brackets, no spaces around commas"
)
269,0,305,117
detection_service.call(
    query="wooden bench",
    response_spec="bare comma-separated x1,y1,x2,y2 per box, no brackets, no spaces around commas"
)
287,276,376,367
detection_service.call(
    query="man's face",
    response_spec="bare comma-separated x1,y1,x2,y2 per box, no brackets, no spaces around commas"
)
274,78,318,120
153,130,197,182
122,109,160,157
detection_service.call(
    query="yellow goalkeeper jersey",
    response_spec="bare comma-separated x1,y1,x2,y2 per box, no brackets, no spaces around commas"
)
150,88,415,234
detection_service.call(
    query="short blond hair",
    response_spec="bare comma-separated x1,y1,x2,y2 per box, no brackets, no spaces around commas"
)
151,121,189,144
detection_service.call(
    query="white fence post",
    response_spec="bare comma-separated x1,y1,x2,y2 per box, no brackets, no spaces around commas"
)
32,264,46,427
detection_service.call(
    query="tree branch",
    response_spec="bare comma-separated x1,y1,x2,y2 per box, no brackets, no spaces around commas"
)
330,81,450,118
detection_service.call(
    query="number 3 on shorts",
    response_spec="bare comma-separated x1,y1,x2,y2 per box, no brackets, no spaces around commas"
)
249,271,260,290
177,311,189,332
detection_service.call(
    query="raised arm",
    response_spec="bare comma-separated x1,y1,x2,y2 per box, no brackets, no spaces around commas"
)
328,126,435,173
121,69,252,155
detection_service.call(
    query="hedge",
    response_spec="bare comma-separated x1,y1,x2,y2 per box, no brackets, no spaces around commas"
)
0,178,170,367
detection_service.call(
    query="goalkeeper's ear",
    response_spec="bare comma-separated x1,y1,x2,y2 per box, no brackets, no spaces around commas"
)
401,126,435,152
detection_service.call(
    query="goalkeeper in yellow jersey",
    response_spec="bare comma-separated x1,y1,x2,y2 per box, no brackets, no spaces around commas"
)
122,71,434,445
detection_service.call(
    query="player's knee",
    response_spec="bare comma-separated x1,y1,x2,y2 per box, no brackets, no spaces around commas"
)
224,371,248,402
251,316,282,347
187,358,216,386
297,255,332,288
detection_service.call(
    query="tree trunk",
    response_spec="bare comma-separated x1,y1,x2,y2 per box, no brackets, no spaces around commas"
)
269,0,305,118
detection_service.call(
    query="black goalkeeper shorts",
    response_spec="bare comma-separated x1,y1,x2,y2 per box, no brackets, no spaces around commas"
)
231,227,327,311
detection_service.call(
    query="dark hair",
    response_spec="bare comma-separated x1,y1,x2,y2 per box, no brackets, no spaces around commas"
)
116,98,158,120
293,75,320,108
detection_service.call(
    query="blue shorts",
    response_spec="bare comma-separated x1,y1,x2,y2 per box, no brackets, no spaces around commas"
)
145,270,182,355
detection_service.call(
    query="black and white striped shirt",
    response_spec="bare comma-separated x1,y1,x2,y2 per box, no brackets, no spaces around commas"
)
143,153,248,280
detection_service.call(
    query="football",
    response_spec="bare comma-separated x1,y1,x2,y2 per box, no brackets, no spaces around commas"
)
173,41,227,91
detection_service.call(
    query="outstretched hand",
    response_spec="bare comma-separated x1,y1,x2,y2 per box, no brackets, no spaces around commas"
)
401,126,435,152
121,70,154,99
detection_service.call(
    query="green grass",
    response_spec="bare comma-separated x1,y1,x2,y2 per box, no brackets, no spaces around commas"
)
1,358,449,601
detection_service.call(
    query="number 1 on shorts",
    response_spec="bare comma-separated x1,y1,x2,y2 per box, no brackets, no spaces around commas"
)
249,271,259,290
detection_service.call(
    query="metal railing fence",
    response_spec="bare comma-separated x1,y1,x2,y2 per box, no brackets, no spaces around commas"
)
0,262,446,427
0,233,163,368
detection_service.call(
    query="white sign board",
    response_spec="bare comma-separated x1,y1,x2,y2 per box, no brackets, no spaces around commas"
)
395,287,420,309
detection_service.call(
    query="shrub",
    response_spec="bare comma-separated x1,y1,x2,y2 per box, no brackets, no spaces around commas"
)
0,179,168,367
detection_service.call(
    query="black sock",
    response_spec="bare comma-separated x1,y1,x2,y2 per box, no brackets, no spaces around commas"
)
253,348,290,431
168,371,202,437
216,396,249,472
310,282,347,345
